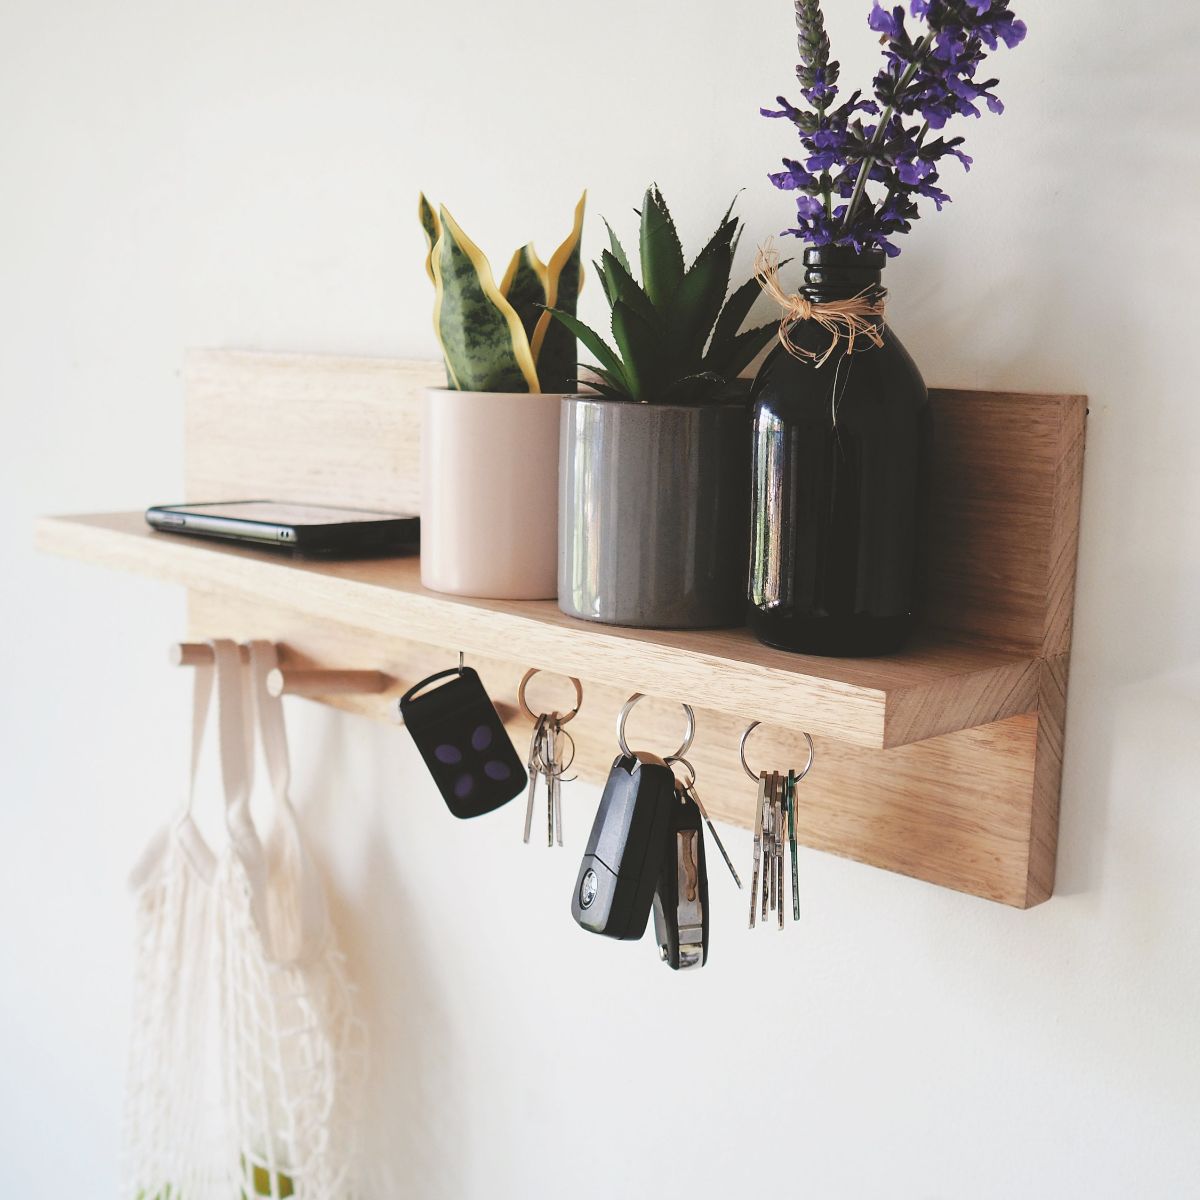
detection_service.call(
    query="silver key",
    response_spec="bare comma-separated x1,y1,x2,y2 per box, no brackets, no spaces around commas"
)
545,716,558,847
749,772,767,929
683,780,741,889
523,714,545,844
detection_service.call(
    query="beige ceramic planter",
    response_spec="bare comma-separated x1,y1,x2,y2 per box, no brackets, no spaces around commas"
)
420,388,561,599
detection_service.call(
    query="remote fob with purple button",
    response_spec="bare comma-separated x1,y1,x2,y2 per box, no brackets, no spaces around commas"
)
400,667,525,818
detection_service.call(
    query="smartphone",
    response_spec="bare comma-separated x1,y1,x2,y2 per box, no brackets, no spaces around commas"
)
145,500,420,556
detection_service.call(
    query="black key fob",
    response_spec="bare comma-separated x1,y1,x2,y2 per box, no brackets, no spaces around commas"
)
652,788,709,970
571,753,675,939
399,667,524,818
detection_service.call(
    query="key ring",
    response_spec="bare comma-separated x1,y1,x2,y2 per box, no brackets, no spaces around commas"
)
517,668,583,725
531,726,578,778
738,721,815,783
617,693,696,761
665,755,697,791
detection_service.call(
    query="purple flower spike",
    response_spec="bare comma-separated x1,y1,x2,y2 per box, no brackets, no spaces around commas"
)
762,0,1026,257
868,3,905,39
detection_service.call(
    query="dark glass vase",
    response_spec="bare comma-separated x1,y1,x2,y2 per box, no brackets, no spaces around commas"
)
748,246,932,657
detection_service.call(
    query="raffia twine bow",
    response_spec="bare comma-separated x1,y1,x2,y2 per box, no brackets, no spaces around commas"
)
755,244,887,368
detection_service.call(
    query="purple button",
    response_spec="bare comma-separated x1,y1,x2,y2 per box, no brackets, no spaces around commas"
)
471,724,494,752
484,760,511,781
435,744,462,765
454,773,475,798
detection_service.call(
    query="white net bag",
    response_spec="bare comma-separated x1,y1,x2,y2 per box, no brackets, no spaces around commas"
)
122,639,365,1200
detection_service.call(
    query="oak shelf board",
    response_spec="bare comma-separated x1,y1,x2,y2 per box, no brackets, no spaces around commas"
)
36,510,1041,751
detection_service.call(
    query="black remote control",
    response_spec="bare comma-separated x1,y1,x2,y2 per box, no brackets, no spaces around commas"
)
571,753,676,939
399,667,525,819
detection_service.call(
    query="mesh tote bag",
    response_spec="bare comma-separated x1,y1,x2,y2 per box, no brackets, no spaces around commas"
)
122,638,364,1200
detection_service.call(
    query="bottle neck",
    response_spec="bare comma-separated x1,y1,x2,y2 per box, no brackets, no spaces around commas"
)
801,246,886,304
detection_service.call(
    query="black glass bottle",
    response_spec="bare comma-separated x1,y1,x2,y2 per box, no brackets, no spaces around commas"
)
748,246,931,657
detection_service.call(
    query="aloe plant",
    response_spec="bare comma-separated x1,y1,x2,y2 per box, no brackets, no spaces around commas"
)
419,193,584,393
545,186,780,405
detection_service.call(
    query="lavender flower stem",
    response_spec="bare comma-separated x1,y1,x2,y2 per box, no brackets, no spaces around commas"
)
840,34,929,233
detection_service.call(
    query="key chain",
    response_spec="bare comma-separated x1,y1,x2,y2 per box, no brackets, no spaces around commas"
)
571,694,694,941
738,721,814,930
665,756,742,890
399,652,525,819
517,668,582,847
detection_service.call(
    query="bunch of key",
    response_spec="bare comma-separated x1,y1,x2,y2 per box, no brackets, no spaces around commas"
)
652,758,743,971
749,770,801,930
517,669,582,848
524,712,575,847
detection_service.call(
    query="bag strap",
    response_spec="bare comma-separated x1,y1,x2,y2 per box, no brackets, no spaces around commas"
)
210,639,258,841
246,640,330,962
183,654,215,821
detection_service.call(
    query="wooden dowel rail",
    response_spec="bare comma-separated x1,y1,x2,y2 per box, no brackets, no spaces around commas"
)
170,641,249,666
266,667,390,698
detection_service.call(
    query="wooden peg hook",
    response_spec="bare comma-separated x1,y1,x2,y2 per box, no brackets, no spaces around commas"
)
169,641,249,666
266,667,391,698
172,642,388,698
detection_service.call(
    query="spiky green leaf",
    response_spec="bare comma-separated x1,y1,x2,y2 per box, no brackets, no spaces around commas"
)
707,322,780,379
610,300,662,402
667,225,736,365
593,258,617,305
638,186,685,307
600,249,660,332
603,218,632,275
662,370,728,406
542,307,631,394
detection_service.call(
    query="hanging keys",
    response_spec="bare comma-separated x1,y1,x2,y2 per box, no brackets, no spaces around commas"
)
739,722,815,932
651,782,709,970
667,756,742,891
571,695,695,941
517,669,582,848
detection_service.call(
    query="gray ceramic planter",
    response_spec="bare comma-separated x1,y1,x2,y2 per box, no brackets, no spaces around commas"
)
558,395,751,628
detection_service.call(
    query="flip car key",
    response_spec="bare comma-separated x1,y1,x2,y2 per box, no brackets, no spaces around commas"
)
571,753,676,939
652,787,709,970
399,666,525,818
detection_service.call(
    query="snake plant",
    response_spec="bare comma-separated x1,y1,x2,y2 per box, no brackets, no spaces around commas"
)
419,193,585,393
545,186,780,404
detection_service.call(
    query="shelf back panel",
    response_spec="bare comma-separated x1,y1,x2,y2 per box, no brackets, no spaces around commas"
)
185,350,1083,657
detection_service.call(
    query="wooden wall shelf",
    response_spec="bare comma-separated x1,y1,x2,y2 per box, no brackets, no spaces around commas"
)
36,351,1085,909
38,511,1040,751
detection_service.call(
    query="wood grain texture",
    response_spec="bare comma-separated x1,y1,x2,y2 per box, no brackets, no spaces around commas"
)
35,512,1040,750
34,352,1087,907
924,389,1087,654
178,591,1052,907
184,352,1085,658
184,350,439,514
1026,653,1069,906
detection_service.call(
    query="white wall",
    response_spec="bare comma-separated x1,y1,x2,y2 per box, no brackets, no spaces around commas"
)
3,2,1198,1195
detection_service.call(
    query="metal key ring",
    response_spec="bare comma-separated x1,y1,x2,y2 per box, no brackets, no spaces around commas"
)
531,726,578,778
517,668,583,725
738,721,815,783
665,755,697,791
617,693,695,761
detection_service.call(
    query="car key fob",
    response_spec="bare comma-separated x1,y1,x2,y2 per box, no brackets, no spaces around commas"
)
571,753,675,939
652,787,709,970
399,667,525,818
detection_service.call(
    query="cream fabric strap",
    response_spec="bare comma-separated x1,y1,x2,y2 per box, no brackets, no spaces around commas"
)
246,639,330,964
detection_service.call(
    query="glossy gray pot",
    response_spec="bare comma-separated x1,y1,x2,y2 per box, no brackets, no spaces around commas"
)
558,395,751,628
